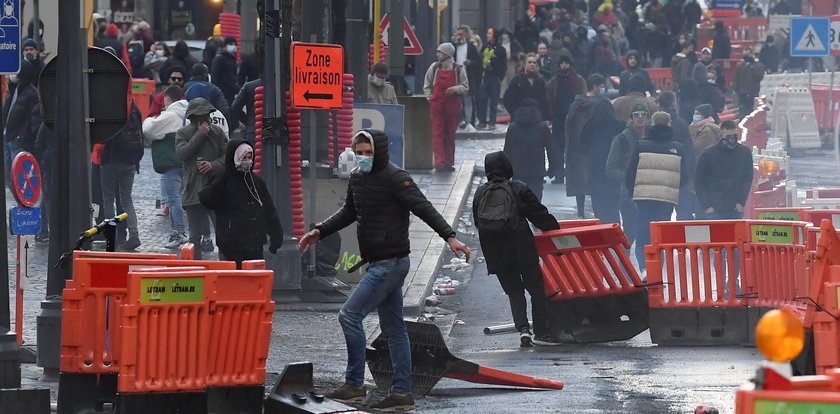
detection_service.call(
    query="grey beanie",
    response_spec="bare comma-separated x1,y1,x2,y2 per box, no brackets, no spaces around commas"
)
437,42,455,58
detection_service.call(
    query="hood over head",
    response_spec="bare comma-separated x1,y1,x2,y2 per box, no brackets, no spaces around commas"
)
185,97,215,119
225,139,254,172
513,99,543,125
172,40,191,59
353,129,390,172
625,49,640,65
695,103,713,119
484,151,513,182
16,59,33,85
691,62,708,83
185,82,210,102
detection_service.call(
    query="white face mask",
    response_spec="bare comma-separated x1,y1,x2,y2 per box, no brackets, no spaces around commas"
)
155,49,165,57
226,45,237,54
371,75,385,87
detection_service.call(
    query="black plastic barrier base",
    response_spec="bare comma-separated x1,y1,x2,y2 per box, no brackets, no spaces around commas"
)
116,386,264,414
0,387,50,413
546,289,650,343
746,307,774,346
57,372,118,414
649,307,750,345
264,362,360,414
791,331,816,376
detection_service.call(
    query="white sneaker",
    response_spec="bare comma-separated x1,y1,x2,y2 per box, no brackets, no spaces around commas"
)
163,231,188,249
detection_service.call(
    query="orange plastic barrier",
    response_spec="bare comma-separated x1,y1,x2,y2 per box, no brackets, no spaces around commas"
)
719,107,738,122
735,368,840,413
535,223,643,300
647,220,750,308
744,220,810,311
130,78,156,119
60,255,238,374
722,17,767,45
644,68,672,92
739,105,768,150
804,220,840,374
117,268,274,393
806,188,840,199
803,210,840,228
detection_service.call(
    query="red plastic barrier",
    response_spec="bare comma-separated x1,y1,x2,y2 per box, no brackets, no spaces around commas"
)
254,86,263,174
803,210,840,228
285,91,304,239
755,207,814,222
219,13,241,61
130,78,156,119
60,254,238,374
644,68,671,92
806,188,840,199
804,220,840,374
744,220,810,310
810,83,840,130
118,268,274,393
739,104,768,150
647,220,750,308
534,223,643,300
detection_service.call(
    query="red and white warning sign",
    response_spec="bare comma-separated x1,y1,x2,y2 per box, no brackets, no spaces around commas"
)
379,13,423,55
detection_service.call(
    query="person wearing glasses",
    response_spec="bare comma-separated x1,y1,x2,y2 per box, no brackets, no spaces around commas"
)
606,101,650,251
148,65,186,118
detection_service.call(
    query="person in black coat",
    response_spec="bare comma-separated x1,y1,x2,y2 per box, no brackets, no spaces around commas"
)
160,40,198,86
184,63,231,127
502,53,548,122
200,139,283,267
211,36,239,106
619,50,656,97
474,151,560,346
230,78,262,144
3,59,40,180
503,100,554,201
759,36,781,74
95,24,123,60
712,21,731,60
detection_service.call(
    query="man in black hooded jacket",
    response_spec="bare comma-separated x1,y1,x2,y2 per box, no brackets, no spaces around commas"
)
299,129,470,411
474,151,560,347
503,99,554,200
618,50,656,97
3,59,40,185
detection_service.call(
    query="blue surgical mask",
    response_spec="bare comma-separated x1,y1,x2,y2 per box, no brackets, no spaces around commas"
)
226,45,237,54
693,115,703,123
598,87,606,96
238,160,253,172
357,155,374,172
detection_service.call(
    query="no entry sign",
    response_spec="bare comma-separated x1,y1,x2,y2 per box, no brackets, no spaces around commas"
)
11,152,41,207
290,42,344,109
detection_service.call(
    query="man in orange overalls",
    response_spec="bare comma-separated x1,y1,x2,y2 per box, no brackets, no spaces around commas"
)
423,42,469,172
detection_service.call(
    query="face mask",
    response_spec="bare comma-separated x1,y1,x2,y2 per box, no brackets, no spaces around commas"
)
692,115,703,123
357,155,374,172
371,75,385,87
155,49,165,57
707,78,716,84
722,136,738,149
744,56,754,63
598,87,606,97
226,45,237,54
238,160,253,172
501,34,510,42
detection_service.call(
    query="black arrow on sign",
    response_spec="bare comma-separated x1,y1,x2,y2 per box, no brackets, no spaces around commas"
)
304,90,334,101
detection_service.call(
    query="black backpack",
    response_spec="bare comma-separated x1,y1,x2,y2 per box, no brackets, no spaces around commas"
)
476,181,520,234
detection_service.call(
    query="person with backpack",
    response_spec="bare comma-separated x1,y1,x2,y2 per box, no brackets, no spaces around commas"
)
502,98,554,201
423,42,469,172
474,151,561,347
101,101,145,251
298,129,470,411
143,85,189,249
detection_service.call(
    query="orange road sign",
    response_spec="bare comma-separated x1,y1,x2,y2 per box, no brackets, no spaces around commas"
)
290,42,344,109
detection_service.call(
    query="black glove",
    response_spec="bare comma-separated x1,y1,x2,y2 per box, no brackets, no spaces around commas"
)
269,243,281,255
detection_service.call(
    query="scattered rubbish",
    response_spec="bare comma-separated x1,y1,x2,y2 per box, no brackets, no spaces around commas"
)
443,257,471,271
476,256,485,263
424,306,456,315
425,295,440,306
435,276,452,284
454,319,465,325
434,287,456,295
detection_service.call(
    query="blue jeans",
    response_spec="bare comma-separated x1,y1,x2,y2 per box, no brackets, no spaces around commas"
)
338,256,411,394
477,75,501,125
100,163,138,237
4,139,22,189
635,200,675,272
160,168,185,233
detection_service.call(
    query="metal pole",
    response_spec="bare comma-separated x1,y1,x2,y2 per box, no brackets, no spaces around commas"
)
33,0,40,45
345,0,369,102
828,70,834,138
261,0,301,290
40,0,92,380
0,39,18,387
387,0,404,80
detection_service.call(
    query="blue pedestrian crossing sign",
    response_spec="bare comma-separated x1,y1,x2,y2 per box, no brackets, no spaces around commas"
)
791,16,830,57
0,0,19,74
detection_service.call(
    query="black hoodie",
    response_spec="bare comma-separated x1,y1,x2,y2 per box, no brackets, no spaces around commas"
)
3,59,39,148
473,151,558,274
503,105,554,179
618,50,656,96
316,129,455,261
199,139,283,254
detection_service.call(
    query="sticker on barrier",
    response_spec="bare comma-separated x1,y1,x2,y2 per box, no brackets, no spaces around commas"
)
534,223,648,343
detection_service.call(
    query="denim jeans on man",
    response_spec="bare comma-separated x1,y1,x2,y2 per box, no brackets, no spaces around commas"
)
338,256,411,394
100,163,138,238
160,167,185,233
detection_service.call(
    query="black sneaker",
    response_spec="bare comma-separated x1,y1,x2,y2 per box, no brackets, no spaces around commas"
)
325,383,366,403
200,237,214,252
520,328,533,348
370,392,415,412
533,335,563,346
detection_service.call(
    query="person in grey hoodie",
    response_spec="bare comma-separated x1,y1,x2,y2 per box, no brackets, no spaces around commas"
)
176,98,228,259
